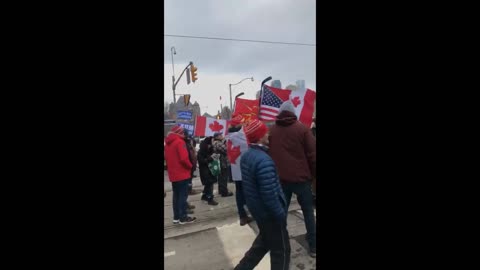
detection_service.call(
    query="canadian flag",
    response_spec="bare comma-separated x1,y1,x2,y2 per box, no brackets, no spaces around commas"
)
226,127,249,181
260,85,316,128
289,88,316,128
194,116,228,137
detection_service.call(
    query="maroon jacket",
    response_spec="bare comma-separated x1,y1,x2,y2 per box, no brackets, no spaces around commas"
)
268,111,316,184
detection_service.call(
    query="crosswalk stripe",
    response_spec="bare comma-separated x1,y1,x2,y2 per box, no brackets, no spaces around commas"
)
216,222,271,269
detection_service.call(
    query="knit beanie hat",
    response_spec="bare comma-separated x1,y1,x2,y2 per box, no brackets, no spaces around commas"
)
170,125,184,137
278,100,296,114
244,119,268,143
230,114,243,126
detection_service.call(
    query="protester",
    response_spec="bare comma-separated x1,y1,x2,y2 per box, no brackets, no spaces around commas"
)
268,100,316,258
212,132,233,197
234,119,290,270
184,131,200,196
227,114,254,226
197,136,219,205
311,117,316,207
164,125,196,224
191,139,198,178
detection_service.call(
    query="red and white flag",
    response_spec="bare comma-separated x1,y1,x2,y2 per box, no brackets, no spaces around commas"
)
259,85,316,127
194,116,228,137
289,88,316,127
226,127,249,181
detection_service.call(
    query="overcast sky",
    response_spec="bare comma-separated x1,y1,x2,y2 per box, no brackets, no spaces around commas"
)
164,0,316,116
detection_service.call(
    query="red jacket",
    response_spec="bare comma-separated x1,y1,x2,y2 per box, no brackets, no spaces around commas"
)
165,133,192,182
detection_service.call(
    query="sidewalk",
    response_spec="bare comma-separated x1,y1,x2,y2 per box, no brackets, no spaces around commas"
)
163,182,317,269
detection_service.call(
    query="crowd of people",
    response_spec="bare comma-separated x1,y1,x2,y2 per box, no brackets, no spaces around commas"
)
164,100,317,269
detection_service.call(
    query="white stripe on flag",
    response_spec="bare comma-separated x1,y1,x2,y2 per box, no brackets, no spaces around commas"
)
259,110,278,117
260,105,280,112
259,115,276,121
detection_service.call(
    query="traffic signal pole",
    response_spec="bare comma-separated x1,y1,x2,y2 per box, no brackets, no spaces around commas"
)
173,62,196,91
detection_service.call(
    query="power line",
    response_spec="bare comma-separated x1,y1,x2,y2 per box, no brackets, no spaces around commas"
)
165,34,316,47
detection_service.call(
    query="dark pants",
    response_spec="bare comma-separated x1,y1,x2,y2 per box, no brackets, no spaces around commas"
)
171,179,190,220
234,220,291,270
218,167,230,195
202,182,214,201
282,182,316,250
235,181,247,219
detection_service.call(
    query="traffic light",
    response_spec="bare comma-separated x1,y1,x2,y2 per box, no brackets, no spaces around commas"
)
190,62,198,83
183,94,191,107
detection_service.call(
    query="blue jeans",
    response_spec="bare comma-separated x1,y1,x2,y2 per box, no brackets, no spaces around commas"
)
282,182,316,250
172,179,190,220
235,181,247,219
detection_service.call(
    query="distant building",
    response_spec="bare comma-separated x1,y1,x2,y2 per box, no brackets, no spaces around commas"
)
271,80,282,89
296,80,305,91
168,96,201,120
285,84,298,91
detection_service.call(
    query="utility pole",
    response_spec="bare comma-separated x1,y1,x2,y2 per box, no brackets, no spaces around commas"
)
171,47,176,103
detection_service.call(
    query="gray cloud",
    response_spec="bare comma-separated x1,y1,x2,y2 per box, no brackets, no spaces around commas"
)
165,0,316,108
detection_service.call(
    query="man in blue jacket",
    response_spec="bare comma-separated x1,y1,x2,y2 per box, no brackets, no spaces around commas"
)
234,120,290,270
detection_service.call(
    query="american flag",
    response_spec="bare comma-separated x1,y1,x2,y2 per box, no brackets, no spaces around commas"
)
259,85,290,121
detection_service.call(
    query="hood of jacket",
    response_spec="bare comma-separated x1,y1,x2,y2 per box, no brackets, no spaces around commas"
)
165,132,183,145
275,111,297,126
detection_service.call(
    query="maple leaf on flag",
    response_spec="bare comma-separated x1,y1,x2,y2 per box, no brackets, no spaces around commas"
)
227,140,241,164
291,96,301,107
209,121,224,132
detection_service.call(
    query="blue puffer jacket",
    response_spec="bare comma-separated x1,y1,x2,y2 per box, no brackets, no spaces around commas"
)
241,144,287,223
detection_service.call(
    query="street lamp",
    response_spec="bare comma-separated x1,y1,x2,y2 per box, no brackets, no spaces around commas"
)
171,46,177,103
229,77,253,118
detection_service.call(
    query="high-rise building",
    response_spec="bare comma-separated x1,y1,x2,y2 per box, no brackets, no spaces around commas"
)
296,80,305,91
271,80,282,89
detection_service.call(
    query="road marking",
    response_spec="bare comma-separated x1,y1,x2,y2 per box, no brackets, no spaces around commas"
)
164,251,176,257
216,222,271,269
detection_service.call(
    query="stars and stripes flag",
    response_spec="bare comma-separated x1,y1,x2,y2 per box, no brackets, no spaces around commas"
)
259,85,316,127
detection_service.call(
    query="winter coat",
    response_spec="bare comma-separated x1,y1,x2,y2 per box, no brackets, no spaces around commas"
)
228,126,243,181
241,144,287,223
268,111,316,184
185,138,197,175
197,137,216,185
164,133,192,182
212,139,228,169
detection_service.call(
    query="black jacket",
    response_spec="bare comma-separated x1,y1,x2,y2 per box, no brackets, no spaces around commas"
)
197,137,216,185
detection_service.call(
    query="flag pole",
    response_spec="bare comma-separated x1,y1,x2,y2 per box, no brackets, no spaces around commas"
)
259,76,272,112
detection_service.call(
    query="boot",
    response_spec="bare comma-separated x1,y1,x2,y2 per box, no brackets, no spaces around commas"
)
207,199,219,206
189,189,201,195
